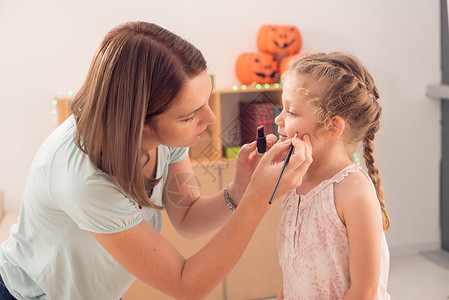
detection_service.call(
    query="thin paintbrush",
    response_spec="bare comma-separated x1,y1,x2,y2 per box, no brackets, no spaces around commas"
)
268,132,297,204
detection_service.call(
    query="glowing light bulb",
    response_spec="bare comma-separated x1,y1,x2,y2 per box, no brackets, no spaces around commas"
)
264,84,270,89
241,85,247,90
232,85,238,91
52,100,58,106
256,84,261,89
274,83,280,88
68,90,74,96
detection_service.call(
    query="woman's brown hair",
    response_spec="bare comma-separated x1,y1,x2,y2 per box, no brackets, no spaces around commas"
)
284,52,390,231
71,22,207,209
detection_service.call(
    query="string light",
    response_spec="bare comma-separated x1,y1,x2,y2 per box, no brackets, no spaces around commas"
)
353,152,360,162
52,99,58,122
227,83,283,91
52,91,74,123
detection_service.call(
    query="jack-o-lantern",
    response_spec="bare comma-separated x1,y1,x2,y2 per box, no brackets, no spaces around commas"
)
279,53,310,74
257,25,302,55
235,52,279,84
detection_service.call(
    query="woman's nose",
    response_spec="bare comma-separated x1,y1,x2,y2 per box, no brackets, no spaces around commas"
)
204,105,217,125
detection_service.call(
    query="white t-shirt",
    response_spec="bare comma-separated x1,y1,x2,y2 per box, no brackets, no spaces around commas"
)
0,115,188,300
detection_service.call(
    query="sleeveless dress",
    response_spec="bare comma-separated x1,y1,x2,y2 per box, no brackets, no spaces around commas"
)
277,163,390,299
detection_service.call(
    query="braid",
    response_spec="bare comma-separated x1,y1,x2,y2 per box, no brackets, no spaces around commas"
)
363,112,390,231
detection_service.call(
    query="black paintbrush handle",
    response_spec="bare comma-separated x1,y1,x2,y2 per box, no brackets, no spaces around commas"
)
268,143,294,204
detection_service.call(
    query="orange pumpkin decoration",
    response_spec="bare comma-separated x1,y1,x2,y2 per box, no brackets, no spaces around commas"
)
257,25,302,55
235,52,279,84
279,53,311,74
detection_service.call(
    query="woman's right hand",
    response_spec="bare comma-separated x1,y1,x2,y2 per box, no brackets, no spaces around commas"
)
247,134,312,204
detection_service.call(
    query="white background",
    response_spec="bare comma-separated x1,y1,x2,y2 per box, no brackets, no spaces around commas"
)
0,0,441,254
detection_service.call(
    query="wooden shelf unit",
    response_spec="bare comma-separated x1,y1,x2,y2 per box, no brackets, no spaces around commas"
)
54,84,285,299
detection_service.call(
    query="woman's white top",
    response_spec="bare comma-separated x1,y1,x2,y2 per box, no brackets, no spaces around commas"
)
0,115,188,300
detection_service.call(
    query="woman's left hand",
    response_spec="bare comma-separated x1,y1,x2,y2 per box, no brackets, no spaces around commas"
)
229,134,277,202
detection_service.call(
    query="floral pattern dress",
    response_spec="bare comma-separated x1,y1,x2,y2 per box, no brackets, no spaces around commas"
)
277,163,390,299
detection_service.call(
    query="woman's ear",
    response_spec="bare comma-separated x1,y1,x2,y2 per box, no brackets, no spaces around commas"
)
323,116,345,140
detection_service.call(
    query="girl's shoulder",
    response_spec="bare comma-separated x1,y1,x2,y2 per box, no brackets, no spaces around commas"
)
333,168,379,226
334,168,375,196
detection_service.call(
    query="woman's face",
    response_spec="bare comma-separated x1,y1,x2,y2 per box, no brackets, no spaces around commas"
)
142,70,216,149
275,73,323,144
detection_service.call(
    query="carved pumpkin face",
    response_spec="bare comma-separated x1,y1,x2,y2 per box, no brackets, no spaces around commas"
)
257,25,302,54
235,52,279,84
279,53,310,74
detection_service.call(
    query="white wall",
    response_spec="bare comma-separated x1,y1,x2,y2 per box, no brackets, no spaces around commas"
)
0,0,441,253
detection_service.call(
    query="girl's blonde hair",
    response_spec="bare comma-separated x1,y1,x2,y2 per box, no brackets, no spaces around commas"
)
284,52,390,231
71,22,207,209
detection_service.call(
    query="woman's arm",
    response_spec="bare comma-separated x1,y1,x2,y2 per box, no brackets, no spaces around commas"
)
338,175,382,300
164,135,277,240
92,137,312,300
92,189,267,300
276,280,284,300
162,155,236,240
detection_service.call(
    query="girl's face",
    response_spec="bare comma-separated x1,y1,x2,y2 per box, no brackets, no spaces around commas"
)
275,74,323,144
142,70,216,149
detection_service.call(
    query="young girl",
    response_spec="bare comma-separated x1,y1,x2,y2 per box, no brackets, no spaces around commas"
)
275,52,390,299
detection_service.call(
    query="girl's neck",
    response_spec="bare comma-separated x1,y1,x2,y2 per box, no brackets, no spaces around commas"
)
297,142,353,195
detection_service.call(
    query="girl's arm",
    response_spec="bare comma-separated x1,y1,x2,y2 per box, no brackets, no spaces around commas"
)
338,176,382,300
163,135,277,240
92,137,312,300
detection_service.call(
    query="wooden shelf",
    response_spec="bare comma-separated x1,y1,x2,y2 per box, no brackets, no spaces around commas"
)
55,86,284,299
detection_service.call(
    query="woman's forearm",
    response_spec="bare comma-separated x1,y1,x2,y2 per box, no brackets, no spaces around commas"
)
179,187,270,298
171,182,246,240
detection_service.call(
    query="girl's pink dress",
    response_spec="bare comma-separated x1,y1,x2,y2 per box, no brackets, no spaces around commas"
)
277,163,390,299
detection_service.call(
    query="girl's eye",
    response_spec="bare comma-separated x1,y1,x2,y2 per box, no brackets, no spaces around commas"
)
286,111,297,116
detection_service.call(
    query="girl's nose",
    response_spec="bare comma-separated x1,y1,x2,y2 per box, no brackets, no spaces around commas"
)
274,110,284,126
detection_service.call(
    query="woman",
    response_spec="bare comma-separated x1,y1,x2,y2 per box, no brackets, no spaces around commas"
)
0,22,312,299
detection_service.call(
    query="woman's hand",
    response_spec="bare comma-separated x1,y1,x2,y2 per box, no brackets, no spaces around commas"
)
228,134,277,202
247,134,312,205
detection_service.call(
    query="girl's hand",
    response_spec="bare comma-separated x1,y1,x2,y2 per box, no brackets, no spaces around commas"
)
229,134,277,202
247,134,313,204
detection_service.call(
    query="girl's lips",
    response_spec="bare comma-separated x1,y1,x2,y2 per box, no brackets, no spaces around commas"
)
278,133,287,142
